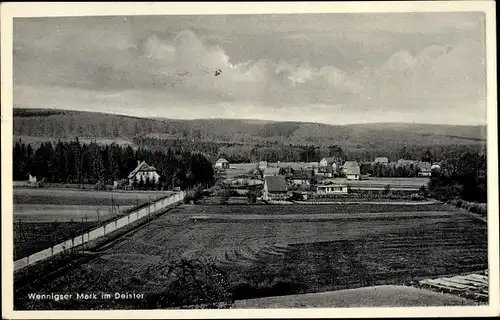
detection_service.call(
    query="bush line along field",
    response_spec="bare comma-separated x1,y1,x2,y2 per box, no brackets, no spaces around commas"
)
16,202,487,309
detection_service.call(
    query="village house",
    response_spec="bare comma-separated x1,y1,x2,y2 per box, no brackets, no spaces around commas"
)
343,161,360,180
305,162,320,170
417,161,432,177
290,171,312,185
214,158,230,170
317,183,348,194
319,157,339,168
113,178,129,189
258,161,268,171
431,163,441,172
397,159,416,167
346,166,360,180
263,167,280,177
277,162,304,172
28,174,37,184
262,175,288,201
373,157,389,165
128,161,160,186
316,165,333,177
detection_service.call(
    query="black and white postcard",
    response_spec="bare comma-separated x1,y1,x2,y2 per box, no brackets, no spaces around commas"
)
1,2,498,319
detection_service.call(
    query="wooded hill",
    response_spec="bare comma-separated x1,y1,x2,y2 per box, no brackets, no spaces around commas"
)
14,108,486,162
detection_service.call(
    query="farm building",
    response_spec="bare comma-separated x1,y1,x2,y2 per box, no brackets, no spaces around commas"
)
342,161,360,180
262,175,288,201
305,162,320,170
316,165,333,177
317,183,348,194
373,157,389,165
215,158,230,169
258,161,268,170
128,161,160,185
277,162,305,175
28,174,37,184
319,157,339,168
263,167,280,177
397,159,416,167
431,163,441,171
417,162,432,177
113,179,129,189
290,171,312,185
346,166,360,180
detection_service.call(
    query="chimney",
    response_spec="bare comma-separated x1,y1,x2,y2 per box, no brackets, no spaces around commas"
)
137,160,141,166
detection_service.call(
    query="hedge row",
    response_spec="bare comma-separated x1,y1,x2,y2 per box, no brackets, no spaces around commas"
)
449,198,487,217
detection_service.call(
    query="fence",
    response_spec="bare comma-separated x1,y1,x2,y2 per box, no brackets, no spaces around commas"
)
14,191,186,271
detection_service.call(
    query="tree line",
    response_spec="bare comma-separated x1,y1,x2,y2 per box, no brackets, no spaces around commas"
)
427,152,487,203
360,162,426,178
13,139,214,190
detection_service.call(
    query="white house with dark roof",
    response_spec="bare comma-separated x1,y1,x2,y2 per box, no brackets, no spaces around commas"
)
262,175,288,201
373,157,389,165
263,167,280,177
215,158,230,169
320,157,338,168
290,170,312,185
397,159,416,167
258,161,268,171
128,160,160,185
317,183,348,194
343,161,360,180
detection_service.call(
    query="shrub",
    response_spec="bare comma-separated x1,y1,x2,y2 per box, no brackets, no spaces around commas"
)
410,193,424,201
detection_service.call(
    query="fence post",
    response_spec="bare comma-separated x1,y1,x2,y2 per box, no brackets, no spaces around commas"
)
103,224,106,235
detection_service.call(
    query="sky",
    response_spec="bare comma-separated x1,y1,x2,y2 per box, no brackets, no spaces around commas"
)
13,12,487,125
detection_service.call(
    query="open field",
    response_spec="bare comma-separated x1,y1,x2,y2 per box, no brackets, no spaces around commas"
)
331,177,429,190
14,204,134,222
234,285,473,308
14,188,172,206
14,221,99,260
18,202,487,309
13,188,172,259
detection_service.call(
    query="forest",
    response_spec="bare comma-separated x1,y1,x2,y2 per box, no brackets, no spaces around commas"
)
13,139,214,190
427,152,487,203
137,135,485,165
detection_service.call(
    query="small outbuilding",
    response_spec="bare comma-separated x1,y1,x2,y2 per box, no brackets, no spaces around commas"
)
215,158,230,169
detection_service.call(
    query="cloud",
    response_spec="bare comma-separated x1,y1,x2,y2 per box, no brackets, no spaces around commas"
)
13,14,487,125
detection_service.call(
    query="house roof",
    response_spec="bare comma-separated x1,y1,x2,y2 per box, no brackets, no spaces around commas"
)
417,161,432,170
265,176,287,192
346,166,360,175
291,171,312,180
263,167,280,175
318,166,333,173
321,157,337,165
318,183,347,188
128,161,158,179
343,161,359,168
307,162,320,168
374,157,389,163
276,162,303,170
397,159,415,166
216,158,229,164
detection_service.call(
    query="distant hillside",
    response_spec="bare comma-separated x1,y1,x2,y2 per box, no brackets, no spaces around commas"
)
13,108,486,149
